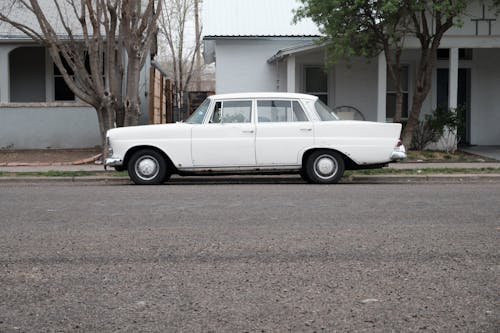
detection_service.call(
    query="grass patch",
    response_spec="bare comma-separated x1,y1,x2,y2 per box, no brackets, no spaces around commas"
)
0,168,499,178
406,150,493,162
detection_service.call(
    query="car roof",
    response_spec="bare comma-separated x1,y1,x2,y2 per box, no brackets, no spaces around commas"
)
208,92,319,100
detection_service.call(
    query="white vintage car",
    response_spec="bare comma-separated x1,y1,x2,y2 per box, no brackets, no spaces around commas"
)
105,93,406,184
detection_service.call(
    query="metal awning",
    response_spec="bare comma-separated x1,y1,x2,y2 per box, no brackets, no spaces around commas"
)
267,41,325,63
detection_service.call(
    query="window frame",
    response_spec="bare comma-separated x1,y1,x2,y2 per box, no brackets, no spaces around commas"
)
256,99,310,123
304,66,328,105
49,50,106,102
386,64,410,121
208,99,254,124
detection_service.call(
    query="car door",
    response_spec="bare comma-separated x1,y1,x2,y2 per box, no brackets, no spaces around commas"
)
191,99,256,167
255,99,314,165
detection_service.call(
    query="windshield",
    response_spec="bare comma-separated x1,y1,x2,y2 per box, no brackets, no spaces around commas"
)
186,98,211,124
315,99,339,121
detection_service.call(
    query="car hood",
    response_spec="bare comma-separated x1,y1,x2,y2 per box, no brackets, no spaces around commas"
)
107,123,192,140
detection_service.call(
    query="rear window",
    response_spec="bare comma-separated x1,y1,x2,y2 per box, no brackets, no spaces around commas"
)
315,99,338,121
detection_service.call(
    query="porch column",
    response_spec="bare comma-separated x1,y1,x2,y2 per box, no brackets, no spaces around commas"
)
376,51,387,122
287,55,296,93
0,46,12,103
448,48,459,109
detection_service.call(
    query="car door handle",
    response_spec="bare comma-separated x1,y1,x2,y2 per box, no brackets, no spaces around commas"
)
300,128,312,131
242,130,254,134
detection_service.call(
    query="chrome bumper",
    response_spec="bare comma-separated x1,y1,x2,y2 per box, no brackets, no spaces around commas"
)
390,144,407,160
104,157,123,167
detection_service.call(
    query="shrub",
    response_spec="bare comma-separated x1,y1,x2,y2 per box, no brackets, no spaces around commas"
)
411,105,463,152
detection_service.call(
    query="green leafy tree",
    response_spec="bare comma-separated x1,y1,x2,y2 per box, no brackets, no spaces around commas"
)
295,0,484,147
294,0,411,123
401,0,467,146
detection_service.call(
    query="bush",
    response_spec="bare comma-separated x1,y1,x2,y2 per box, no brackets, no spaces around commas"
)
410,105,463,152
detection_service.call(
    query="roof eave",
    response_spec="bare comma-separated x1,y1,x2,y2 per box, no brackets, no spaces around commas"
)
267,41,326,63
203,35,322,41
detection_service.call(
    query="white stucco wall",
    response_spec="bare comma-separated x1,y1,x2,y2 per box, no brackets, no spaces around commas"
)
332,59,379,121
0,105,101,149
470,48,500,145
214,38,316,93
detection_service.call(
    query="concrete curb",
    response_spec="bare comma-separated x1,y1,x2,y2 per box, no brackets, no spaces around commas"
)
1,174,499,185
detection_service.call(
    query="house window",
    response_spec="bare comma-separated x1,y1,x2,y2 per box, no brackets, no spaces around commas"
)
53,56,75,101
386,65,409,119
53,51,103,101
305,67,328,104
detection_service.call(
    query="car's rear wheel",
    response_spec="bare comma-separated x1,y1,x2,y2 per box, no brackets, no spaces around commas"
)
305,150,345,184
128,149,167,185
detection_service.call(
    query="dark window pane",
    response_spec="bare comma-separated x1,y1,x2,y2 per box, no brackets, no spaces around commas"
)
54,56,74,76
437,49,449,60
54,77,75,101
316,94,328,105
387,65,409,91
386,93,408,118
305,67,327,93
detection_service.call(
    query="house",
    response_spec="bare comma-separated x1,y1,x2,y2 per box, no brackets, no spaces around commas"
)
202,0,500,146
0,1,163,149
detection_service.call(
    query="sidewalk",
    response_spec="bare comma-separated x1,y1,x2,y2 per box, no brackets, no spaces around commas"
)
1,148,500,184
1,161,500,185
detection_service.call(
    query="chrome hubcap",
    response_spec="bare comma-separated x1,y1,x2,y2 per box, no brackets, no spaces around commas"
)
314,155,337,180
135,156,159,181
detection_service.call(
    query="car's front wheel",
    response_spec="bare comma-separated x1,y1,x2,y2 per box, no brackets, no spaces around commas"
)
305,150,345,184
128,149,167,185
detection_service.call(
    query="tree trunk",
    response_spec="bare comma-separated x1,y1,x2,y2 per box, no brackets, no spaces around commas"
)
394,88,403,124
402,90,426,146
123,50,142,126
95,98,116,157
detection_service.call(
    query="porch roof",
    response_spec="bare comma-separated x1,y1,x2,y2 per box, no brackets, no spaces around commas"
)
267,41,324,63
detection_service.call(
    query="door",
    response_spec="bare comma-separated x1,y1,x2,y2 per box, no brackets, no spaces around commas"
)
191,100,256,167
255,99,313,165
437,68,471,144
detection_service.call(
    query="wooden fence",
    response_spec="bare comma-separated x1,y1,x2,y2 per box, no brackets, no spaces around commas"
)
149,66,173,124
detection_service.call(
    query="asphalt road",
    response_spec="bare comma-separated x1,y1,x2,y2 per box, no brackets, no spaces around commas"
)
0,183,499,332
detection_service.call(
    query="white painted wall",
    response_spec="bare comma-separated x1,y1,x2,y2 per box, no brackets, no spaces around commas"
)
470,48,500,145
214,39,315,93
0,105,101,149
333,59,379,121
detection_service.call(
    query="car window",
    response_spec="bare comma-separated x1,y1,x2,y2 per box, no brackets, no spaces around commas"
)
257,100,309,123
186,98,211,124
315,99,339,121
209,100,252,123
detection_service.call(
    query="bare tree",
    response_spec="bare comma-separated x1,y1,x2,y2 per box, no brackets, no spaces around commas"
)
159,0,202,109
0,0,162,146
